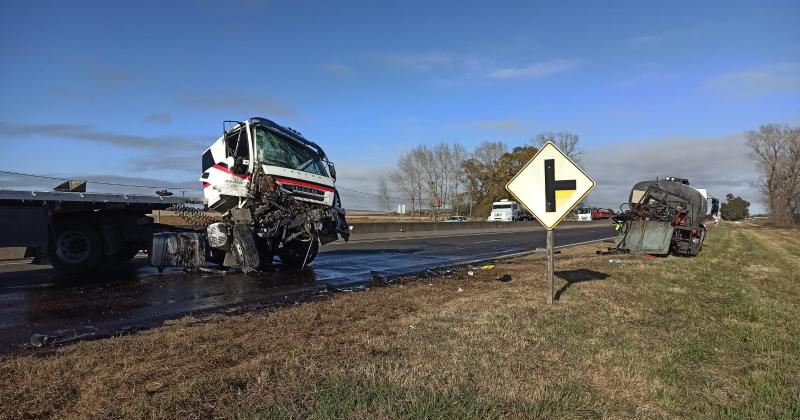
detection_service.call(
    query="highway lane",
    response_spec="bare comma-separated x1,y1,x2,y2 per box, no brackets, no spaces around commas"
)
0,224,615,352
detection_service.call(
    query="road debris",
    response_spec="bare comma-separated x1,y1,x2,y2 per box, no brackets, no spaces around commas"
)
608,259,624,264
328,284,367,293
481,264,495,270
30,327,98,347
457,287,464,292
496,274,512,282
467,271,475,276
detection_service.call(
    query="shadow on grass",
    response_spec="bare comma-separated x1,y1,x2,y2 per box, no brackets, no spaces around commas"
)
554,269,609,300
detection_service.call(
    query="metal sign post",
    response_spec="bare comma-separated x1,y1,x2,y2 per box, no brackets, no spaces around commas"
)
546,229,554,304
505,142,595,304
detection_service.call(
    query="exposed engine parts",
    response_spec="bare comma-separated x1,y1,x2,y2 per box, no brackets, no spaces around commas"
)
609,178,708,256
169,203,219,227
150,117,350,273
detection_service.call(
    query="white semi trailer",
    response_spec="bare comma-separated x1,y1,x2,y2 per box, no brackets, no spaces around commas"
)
0,117,350,274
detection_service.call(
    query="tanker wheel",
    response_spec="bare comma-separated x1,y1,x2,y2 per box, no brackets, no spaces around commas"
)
49,220,104,274
279,239,319,268
232,225,261,273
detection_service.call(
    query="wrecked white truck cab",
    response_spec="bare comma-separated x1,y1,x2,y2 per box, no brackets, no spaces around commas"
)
151,117,350,272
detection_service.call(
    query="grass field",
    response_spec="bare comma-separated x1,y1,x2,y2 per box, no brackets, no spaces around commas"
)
1,223,798,418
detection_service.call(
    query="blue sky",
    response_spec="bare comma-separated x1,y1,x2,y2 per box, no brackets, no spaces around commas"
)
1,0,798,211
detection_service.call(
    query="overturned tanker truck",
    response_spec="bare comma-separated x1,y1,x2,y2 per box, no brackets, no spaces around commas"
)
151,117,350,272
612,177,708,256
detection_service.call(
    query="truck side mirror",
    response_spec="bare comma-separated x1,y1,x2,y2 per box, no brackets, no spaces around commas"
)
328,162,337,180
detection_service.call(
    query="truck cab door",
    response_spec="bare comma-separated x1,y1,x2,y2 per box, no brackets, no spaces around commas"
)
224,124,253,175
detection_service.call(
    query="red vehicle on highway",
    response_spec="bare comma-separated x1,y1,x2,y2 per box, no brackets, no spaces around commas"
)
591,208,614,220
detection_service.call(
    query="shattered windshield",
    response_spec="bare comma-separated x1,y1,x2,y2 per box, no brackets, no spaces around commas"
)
254,127,329,177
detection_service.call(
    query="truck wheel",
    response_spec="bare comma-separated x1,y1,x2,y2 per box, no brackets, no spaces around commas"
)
232,225,261,273
279,239,319,268
49,220,103,274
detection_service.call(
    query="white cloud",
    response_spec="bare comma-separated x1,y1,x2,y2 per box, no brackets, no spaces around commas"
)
487,59,582,80
706,62,800,98
321,62,355,77
629,35,663,46
144,112,172,124
180,92,297,117
582,134,762,212
374,51,457,73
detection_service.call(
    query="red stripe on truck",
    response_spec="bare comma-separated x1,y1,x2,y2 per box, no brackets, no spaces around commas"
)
212,164,251,180
274,177,335,192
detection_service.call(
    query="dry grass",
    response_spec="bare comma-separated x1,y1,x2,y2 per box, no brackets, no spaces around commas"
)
1,223,799,419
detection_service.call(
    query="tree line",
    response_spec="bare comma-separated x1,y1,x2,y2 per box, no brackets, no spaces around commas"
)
746,123,800,227
381,132,581,219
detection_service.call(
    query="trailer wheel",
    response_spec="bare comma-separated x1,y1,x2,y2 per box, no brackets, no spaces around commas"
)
279,239,319,268
49,220,103,274
232,225,261,273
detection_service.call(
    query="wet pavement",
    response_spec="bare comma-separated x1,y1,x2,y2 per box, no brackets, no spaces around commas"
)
0,225,615,352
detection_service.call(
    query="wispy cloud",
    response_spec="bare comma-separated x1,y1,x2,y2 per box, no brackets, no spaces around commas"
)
144,112,172,124
706,62,800,98
617,72,673,88
583,134,760,210
629,34,663,46
461,118,533,134
321,62,355,77
0,122,206,151
87,67,136,87
369,50,491,84
180,92,297,117
487,59,582,80
373,51,458,73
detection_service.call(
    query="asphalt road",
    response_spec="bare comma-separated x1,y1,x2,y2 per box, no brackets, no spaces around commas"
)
0,224,615,352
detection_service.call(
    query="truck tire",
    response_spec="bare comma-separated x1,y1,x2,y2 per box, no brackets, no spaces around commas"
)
49,220,104,274
279,239,319,268
232,225,261,273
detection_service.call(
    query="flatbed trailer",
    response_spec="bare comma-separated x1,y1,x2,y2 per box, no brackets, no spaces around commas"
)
0,189,203,273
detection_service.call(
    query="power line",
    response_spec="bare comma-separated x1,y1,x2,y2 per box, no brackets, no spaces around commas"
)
0,170,200,191
1,169,409,201
335,185,405,200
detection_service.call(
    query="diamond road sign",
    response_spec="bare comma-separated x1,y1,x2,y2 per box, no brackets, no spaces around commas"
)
505,142,595,230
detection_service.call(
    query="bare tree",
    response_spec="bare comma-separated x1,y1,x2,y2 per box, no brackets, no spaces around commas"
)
449,142,468,215
376,175,391,212
394,150,424,218
533,131,582,163
746,123,800,226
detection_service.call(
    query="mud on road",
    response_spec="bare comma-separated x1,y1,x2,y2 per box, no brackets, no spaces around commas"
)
0,225,615,353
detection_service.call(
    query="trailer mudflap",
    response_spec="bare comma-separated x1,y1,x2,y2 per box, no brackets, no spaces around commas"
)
619,220,674,255
0,206,48,249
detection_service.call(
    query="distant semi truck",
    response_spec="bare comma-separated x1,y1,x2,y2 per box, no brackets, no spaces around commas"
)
576,207,592,221
487,199,533,222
